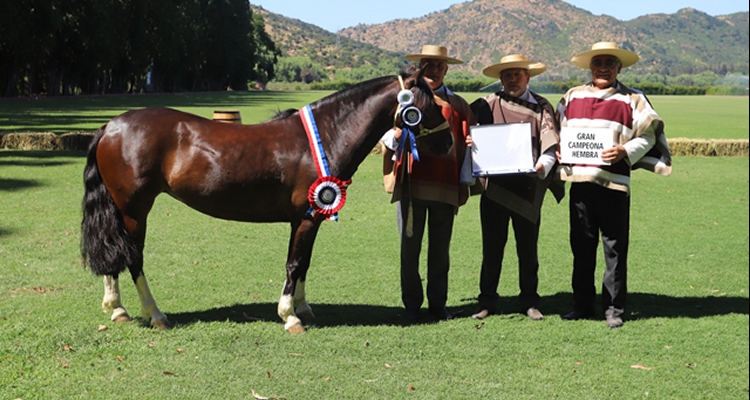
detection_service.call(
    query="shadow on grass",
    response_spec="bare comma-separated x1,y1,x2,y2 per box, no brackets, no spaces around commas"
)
0,150,86,163
460,291,750,321
0,178,44,192
164,291,749,329
1,91,303,134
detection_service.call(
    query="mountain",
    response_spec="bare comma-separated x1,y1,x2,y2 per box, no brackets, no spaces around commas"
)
252,0,749,78
251,6,408,72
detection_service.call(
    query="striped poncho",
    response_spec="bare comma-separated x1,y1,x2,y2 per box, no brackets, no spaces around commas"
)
556,81,672,193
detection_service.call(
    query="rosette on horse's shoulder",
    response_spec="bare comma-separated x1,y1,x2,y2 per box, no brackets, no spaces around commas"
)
307,175,351,220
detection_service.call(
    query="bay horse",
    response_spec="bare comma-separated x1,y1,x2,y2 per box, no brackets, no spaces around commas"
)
80,69,454,333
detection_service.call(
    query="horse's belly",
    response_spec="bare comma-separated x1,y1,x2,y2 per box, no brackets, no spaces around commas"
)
167,184,301,223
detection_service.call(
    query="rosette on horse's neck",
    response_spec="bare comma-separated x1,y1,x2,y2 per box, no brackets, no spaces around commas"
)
299,104,351,221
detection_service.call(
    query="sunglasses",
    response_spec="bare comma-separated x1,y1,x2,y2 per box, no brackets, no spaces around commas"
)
591,58,619,68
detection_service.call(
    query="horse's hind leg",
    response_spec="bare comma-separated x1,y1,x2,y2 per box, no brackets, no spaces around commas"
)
123,218,170,328
132,271,170,328
102,275,131,322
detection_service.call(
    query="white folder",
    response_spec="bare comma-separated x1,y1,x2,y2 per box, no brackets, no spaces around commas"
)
470,122,535,176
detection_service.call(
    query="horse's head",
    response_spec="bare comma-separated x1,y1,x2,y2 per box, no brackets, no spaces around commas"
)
396,69,454,156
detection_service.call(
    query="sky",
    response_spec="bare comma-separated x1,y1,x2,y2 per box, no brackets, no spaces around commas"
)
250,0,748,33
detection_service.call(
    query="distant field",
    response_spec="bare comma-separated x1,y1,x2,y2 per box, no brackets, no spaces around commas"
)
460,93,749,140
0,91,747,139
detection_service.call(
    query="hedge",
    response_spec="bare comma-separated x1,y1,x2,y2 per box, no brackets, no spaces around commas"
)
1,132,747,157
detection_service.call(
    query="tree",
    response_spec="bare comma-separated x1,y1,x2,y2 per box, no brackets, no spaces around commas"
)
274,57,326,83
249,12,279,89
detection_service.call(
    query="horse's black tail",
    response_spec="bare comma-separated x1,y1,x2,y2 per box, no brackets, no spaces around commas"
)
80,126,139,277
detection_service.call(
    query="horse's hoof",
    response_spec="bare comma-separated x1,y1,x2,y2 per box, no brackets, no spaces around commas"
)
286,324,306,334
152,319,172,329
112,315,132,323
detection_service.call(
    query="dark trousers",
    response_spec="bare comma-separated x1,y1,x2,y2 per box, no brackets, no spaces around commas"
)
569,182,630,318
398,198,455,311
477,194,541,313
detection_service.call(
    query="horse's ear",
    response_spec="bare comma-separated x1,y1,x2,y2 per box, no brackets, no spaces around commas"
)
404,67,427,91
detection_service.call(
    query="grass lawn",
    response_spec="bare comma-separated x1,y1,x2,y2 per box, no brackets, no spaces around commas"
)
0,150,747,399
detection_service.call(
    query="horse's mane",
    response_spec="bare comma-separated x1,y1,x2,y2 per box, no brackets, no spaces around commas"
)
271,108,297,121
269,72,433,122
404,71,435,109
315,72,433,110
316,75,398,108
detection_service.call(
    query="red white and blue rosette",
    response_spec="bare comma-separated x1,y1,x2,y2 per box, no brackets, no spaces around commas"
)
300,104,352,221
308,175,350,217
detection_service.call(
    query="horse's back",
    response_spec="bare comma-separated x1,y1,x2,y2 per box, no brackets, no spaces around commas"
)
95,107,313,222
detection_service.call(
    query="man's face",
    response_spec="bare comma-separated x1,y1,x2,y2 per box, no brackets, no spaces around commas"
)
419,58,448,90
500,68,530,98
590,55,621,89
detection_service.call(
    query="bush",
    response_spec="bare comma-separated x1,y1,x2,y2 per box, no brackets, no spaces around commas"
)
309,80,357,91
705,86,749,96
530,80,582,94
444,79,493,92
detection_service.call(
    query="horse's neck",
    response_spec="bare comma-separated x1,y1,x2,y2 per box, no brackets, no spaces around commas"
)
318,80,398,180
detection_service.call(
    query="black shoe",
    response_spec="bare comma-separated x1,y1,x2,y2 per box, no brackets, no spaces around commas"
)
562,309,595,320
606,315,624,328
428,307,453,321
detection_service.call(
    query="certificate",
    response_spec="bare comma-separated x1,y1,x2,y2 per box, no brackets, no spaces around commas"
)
559,127,615,165
469,122,535,176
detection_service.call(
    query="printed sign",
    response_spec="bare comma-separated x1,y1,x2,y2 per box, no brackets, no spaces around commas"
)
559,127,615,165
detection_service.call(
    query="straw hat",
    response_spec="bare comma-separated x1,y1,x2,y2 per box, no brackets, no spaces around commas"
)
405,45,463,64
482,54,547,78
572,42,639,69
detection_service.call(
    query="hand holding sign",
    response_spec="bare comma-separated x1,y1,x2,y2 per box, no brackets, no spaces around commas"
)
601,145,627,164
559,127,616,165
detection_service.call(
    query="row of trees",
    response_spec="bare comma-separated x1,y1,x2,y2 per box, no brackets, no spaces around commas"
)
0,0,280,97
276,56,748,95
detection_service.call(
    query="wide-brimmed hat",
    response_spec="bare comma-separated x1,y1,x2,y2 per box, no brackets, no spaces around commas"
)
405,45,463,65
572,42,639,69
482,54,547,78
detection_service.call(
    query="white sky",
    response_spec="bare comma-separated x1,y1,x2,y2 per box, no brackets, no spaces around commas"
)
250,0,748,33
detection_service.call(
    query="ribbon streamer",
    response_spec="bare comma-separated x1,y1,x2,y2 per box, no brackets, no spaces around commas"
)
299,104,351,221
396,125,420,163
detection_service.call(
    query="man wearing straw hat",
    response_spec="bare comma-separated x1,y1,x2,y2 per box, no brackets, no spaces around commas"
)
382,44,474,322
468,54,562,321
556,42,671,328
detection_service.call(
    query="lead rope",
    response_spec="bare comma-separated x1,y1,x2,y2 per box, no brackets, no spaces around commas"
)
397,75,415,238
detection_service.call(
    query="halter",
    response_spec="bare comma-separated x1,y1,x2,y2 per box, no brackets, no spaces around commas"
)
394,75,450,163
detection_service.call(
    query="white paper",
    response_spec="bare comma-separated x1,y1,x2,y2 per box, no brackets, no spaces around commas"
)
470,122,535,176
559,127,615,165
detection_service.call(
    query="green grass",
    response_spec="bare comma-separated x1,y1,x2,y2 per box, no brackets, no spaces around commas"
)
0,151,747,399
1,91,748,140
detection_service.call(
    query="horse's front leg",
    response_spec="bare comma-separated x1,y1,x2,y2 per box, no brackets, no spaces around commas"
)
278,219,320,334
293,279,314,321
